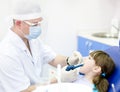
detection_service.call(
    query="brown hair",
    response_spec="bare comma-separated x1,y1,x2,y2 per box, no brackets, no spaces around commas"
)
90,50,115,92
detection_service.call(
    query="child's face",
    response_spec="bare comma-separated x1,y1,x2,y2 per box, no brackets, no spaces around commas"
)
79,55,96,74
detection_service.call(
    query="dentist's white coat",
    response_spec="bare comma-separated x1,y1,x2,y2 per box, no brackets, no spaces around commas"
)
0,30,56,92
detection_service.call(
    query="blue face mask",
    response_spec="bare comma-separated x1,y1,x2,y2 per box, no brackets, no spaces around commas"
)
26,26,41,40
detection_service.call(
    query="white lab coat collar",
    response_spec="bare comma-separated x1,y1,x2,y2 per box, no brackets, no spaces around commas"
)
7,30,28,52
6,30,34,62
7,30,41,65
29,40,39,64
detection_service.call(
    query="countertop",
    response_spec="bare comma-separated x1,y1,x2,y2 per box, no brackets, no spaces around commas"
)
77,31,119,46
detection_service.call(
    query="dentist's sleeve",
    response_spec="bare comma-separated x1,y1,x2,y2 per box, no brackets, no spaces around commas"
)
0,55,30,92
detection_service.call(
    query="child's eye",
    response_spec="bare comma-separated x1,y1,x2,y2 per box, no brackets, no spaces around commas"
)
88,56,93,60
88,57,91,60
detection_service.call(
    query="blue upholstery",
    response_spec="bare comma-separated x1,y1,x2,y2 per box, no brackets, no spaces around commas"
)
104,46,120,92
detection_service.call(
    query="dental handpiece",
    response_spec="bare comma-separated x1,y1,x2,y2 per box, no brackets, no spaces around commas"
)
66,63,84,71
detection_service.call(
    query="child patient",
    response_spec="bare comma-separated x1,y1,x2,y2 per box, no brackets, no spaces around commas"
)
57,50,115,92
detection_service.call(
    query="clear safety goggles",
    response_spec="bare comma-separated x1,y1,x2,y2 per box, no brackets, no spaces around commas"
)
24,21,42,27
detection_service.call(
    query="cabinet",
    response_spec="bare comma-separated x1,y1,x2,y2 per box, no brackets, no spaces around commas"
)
77,36,111,56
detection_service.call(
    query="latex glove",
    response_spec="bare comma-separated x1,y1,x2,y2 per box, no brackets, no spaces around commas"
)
67,51,83,65
61,65,78,82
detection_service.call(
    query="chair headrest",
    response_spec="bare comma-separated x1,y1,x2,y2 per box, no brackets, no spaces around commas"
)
104,46,120,92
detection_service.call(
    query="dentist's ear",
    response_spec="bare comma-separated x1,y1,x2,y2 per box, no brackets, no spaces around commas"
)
14,20,21,26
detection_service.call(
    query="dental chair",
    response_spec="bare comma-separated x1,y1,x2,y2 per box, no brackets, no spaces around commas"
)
104,46,120,92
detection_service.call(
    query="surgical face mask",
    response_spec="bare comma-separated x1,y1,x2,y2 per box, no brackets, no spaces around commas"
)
25,26,42,40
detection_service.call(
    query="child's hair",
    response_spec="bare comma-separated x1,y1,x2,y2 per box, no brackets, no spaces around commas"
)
90,50,115,92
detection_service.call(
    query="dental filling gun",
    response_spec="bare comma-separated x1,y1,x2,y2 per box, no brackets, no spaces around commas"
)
66,63,84,71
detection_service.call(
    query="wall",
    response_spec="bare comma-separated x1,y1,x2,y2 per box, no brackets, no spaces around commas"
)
41,0,117,56
0,0,12,41
0,0,119,56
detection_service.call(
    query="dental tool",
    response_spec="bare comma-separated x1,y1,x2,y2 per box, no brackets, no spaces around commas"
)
57,64,61,83
66,63,84,71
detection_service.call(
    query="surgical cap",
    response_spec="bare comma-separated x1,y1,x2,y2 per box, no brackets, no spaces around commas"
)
12,1,42,20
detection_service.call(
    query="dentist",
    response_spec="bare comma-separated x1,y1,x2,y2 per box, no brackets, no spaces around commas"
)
0,1,81,92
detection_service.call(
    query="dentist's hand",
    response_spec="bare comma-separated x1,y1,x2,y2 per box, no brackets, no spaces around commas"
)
67,51,83,65
61,65,78,82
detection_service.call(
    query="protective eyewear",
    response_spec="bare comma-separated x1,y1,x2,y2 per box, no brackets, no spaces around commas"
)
24,21,42,27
